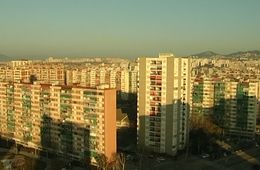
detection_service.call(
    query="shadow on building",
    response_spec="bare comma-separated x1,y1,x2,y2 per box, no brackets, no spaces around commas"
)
189,95,260,169
39,115,91,170
135,95,260,170
136,100,191,170
0,114,92,170
116,92,137,153
1,92,259,169
137,100,190,155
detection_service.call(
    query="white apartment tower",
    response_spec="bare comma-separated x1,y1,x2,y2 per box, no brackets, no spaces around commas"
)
137,53,191,155
90,70,96,87
120,70,130,100
110,70,117,88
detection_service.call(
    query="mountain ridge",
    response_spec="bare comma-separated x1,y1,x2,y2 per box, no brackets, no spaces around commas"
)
0,54,13,61
191,50,260,58
1,50,260,61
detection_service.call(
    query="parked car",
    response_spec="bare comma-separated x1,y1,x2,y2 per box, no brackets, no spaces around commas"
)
201,154,210,159
156,156,165,162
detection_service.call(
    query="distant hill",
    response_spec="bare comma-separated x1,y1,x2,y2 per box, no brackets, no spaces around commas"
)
191,50,260,58
191,51,220,57
0,54,47,61
226,50,260,58
0,54,12,61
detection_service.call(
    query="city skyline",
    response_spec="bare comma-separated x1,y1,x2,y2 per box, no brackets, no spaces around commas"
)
1,0,260,58
0,53,260,169
1,1,260,169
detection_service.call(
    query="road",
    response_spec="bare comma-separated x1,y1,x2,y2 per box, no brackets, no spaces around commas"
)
126,147,260,170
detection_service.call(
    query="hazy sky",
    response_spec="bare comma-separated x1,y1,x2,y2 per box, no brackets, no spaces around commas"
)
0,0,260,58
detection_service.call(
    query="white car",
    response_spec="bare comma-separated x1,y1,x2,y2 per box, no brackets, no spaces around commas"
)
156,157,165,162
201,154,210,159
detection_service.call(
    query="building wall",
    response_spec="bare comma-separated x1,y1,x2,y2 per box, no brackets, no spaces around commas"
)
137,58,146,148
104,89,116,161
137,54,191,155
0,82,116,164
191,78,259,138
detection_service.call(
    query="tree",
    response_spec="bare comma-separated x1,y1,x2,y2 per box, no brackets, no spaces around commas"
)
29,75,37,84
12,154,26,170
96,154,109,170
0,161,4,170
114,153,126,170
189,115,226,155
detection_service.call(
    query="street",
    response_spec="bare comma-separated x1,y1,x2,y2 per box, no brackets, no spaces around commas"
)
126,147,260,170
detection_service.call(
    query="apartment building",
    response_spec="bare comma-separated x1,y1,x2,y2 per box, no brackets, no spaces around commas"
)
1,60,138,102
224,81,258,137
120,69,130,100
129,70,138,94
66,69,81,85
10,60,32,68
0,82,116,164
137,53,191,155
0,62,65,85
191,78,259,138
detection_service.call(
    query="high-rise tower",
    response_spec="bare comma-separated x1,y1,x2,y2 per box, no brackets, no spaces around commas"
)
137,53,191,155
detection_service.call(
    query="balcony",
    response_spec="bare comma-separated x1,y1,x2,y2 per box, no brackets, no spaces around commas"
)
150,97,161,102
150,81,162,86
150,92,161,96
